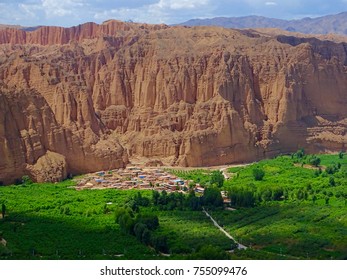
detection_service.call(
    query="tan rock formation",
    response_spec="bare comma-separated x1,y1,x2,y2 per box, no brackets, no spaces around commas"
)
0,22,346,183
26,151,67,183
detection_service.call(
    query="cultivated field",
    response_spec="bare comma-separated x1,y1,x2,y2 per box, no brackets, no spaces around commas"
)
0,153,346,259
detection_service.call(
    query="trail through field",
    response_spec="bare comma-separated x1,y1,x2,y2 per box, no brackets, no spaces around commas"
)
202,208,247,250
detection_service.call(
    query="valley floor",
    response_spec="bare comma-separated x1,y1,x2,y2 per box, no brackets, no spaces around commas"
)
0,153,346,260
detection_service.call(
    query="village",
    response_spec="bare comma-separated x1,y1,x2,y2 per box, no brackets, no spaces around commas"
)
74,164,231,204
75,164,201,193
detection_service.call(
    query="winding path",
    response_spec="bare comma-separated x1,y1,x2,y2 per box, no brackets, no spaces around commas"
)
202,208,247,250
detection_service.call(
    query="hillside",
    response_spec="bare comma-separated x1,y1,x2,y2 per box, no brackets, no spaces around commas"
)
180,12,347,35
0,20,346,184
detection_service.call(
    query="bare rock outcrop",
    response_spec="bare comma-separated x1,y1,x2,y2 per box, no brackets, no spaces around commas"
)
0,22,346,183
26,151,67,182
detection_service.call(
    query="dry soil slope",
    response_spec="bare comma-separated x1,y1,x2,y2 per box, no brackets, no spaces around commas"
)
0,21,346,183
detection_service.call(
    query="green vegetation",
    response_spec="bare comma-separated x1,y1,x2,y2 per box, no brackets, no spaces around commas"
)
0,180,231,259
1,203,5,219
168,169,213,187
252,168,265,181
223,152,347,259
339,151,344,159
0,152,346,260
210,171,225,188
309,155,321,167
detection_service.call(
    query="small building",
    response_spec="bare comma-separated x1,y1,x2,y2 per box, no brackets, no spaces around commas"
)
95,178,105,183
195,186,205,193
173,179,184,185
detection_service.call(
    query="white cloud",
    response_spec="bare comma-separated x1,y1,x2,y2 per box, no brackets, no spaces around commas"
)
41,0,86,17
265,2,278,6
94,0,212,24
1,0,347,27
157,0,209,10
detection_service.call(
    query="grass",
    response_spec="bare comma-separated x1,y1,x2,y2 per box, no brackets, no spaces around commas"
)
218,153,347,259
167,169,212,186
0,182,230,259
0,182,154,259
146,209,232,255
0,153,346,259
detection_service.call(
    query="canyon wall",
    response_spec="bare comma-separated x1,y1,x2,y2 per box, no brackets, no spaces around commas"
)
0,21,346,183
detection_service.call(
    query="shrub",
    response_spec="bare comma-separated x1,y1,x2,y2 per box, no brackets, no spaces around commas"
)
326,165,338,175
329,177,336,187
309,156,321,167
210,171,224,188
22,175,33,185
253,168,265,181
294,148,305,159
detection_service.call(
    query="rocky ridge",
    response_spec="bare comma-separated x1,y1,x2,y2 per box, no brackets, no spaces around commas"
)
179,12,347,36
0,21,346,183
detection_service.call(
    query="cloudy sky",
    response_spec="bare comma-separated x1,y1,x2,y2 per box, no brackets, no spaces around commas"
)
0,0,347,27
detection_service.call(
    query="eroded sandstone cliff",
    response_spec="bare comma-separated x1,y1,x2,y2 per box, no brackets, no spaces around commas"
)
0,21,346,183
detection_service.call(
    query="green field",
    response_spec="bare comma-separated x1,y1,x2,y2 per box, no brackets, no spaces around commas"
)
220,153,347,259
0,182,231,259
0,153,346,259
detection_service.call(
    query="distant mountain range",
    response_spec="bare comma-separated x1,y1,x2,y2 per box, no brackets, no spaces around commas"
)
179,12,347,35
0,24,40,31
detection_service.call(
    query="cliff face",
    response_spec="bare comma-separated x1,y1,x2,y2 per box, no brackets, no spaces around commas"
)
0,21,346,183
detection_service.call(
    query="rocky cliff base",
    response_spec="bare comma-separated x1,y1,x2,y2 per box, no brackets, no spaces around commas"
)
0,21,346,183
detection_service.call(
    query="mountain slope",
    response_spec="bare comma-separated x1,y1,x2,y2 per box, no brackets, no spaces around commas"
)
180,12,347,35
0,21,346,183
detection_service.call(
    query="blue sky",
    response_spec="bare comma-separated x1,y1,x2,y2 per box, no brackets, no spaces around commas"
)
0,0,347,27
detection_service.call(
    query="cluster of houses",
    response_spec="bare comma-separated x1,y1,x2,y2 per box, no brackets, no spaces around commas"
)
75,164,232,205
75,165,189,193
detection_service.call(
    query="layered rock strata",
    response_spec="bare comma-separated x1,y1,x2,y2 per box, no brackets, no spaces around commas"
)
0,21,346,183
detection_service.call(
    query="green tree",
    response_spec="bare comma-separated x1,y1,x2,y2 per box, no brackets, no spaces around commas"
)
158,190,168,205
309,156,321,167
186,190,201,211
136,214,159,230
126,199,139,212
230,188,256,207
134,222,148,242
152,190,160,205
142,228,151,245
329,177,336,187
152,235,169,253
210,170,224,188
326,165,338,175
115,207,135,234
134,192,150,207
253,168,265,181
295,148,305,159
1,203,6,219
202,187,223,208
339,151,344,159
